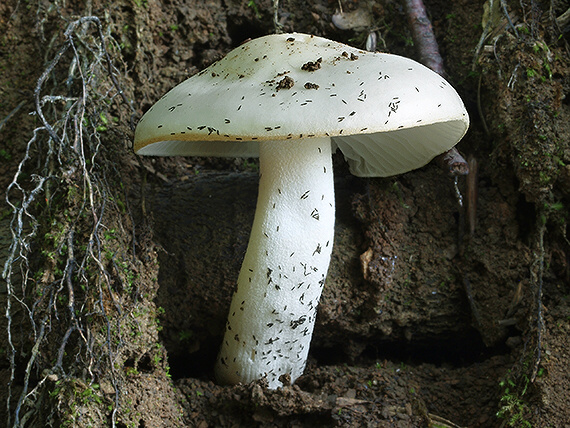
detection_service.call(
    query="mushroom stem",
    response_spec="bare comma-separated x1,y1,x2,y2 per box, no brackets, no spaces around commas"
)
215,137,335,389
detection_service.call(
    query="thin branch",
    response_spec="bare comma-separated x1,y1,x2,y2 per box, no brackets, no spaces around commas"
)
531,215,545,382
403,0,444,75
403,0,470,178
0,100,28,133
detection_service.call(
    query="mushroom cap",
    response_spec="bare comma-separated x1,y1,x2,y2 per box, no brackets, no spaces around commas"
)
134,33,469,177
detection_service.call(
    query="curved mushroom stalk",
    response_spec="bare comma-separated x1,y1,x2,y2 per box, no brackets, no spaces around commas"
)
215,137,335,389
133,32,470,390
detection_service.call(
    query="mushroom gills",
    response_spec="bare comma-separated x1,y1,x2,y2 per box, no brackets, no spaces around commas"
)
333,120,468,177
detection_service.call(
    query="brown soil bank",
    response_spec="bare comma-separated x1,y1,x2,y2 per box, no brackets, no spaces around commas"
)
1,0,569,426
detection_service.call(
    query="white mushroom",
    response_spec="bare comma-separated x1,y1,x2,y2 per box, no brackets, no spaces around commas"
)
134,33,469,389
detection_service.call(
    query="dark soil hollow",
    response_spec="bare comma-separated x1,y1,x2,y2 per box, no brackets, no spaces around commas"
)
168,327,505,382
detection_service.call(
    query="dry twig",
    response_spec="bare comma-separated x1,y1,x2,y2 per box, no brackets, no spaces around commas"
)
403,0,444,74
403,0,469,178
